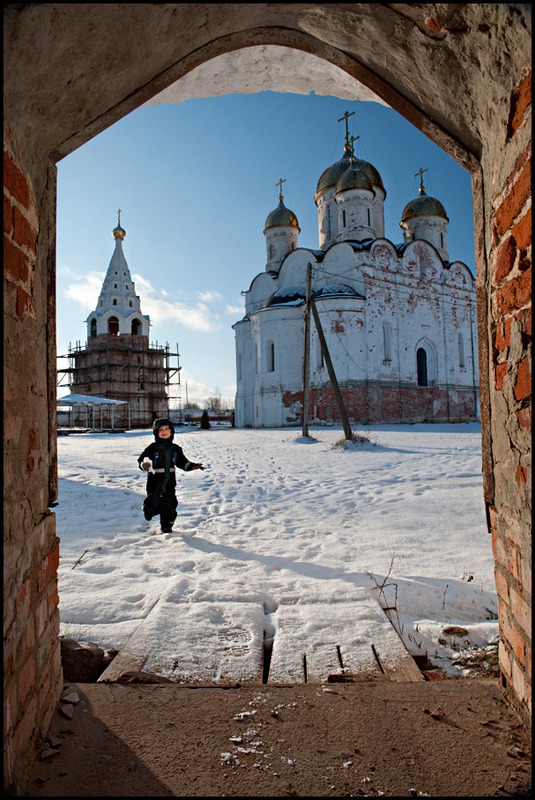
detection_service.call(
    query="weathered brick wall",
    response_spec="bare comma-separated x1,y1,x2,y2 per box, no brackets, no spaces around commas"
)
3,134,63,791
488,68,531,723
282,384,478,424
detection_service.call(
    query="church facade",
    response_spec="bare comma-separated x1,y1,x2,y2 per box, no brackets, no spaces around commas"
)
59,215,178,427
233,128,479,428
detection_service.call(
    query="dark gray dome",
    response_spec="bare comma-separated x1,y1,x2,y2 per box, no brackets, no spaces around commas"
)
264,199,300,232
401,191,448,222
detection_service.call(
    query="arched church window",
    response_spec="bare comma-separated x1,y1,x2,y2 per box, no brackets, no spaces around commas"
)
383,322,392,362
327,206,332,238
113,298,117,305
458,332,465,368
114,283,118,288
417,347,428,386
342,209,347,228
129,300,133,307
367,208,371,226
267,341,275,372
108,316,119,335
131,318,141,335
90,318,97,337
269,244,274,259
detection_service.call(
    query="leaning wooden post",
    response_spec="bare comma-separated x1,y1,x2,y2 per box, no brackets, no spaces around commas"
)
310,297,353,442
302,263,312,437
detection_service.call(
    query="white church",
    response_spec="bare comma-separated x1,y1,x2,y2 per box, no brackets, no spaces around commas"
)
233,118,479,428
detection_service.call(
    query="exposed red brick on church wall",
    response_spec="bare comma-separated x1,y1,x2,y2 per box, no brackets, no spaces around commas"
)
487,70,531,722
282,384,478,423
3,139,63,787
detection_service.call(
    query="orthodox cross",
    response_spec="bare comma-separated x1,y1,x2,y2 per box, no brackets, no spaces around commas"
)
338,110,355,148
415,167,428,193
117,208,122,226
350,134,360,159
276,178,286,201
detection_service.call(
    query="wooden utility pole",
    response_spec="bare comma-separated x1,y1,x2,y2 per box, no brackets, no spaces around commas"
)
310,297,354,442
302,263,312,437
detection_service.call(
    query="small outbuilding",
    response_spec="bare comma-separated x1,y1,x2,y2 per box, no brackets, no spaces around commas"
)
57,393,130,431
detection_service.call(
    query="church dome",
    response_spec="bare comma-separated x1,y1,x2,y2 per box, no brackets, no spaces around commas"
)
401,191,448,222
112,210,126,240
316,146,353,195
352,158,385,193
316,147,385,197
264,198,300,232
335,162,375,195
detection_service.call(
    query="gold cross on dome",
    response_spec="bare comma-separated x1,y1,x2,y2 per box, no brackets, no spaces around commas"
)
338,110,355,147
276,178,286,200
415,168,428,193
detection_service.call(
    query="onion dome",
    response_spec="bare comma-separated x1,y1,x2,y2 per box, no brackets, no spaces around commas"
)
264,198,300,232
335,161,375,196
401,176,448,222
112,209,126,240
351,157,385,193
401,191,448,221
315,145,353,195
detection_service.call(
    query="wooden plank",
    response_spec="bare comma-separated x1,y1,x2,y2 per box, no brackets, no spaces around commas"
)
268,589,423,683
99,600,265,684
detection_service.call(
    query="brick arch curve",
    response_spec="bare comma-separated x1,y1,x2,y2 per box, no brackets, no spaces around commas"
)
4,5,531,791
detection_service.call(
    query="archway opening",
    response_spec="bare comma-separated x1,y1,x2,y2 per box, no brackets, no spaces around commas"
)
53,43,492,685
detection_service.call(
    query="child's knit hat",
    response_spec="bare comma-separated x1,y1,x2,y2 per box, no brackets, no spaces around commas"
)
153,417,175,439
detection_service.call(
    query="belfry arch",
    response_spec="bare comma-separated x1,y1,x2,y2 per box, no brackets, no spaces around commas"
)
4,5,531,792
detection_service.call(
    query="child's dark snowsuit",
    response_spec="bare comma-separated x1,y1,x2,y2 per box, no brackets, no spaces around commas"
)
138,418,203,532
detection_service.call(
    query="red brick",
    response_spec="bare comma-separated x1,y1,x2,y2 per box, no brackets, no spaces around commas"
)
28,428,40,451
3,151,31,209
4,195,13,234
4,237,29,284
515,405,531,430
12,206,36,255
494,568,510,603
495,160,532,237
514,356,531,401
17,655,36,707
16,287,35,320
493,234,517,284
508,69,532,137
38,541,60,593
494,362,508,391
515,465,527,488
495,271,532,316
11,695,38,759
493,318,512,353
499,603,525,664
512,206,532,252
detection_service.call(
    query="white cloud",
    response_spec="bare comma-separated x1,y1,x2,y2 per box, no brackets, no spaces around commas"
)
62,272,104,309
197,290,224,303
61,271,222,333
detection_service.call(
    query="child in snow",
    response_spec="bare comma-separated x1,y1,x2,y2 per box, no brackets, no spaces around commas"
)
138,417,204,533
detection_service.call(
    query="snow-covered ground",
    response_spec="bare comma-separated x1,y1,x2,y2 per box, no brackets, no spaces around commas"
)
55,423,498,681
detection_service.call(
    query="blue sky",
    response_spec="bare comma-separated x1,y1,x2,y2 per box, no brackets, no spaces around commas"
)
56,91,475,409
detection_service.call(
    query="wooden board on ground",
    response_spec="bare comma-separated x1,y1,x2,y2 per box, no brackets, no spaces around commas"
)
267,590,424,683
99,599,265,684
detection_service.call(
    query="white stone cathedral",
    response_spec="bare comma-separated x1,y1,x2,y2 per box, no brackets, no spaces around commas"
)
233,120,479,428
